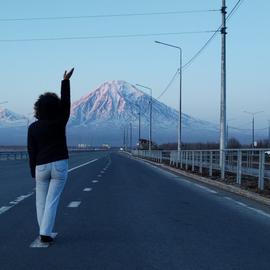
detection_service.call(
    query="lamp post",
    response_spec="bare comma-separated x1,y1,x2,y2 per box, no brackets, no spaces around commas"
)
134,103,141,149
268,120,270,148
226,118,236,145
136,84,152,151
155,40,182,163
243,111,264,148
123,126,126,150
130,122,133,151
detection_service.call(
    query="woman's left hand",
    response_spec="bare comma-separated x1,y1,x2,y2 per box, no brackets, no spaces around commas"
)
63,68,74,80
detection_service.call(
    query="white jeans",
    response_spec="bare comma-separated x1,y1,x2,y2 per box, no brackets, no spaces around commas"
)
35,159,68,236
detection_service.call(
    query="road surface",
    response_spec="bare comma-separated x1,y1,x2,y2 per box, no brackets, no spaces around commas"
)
0,151,270,270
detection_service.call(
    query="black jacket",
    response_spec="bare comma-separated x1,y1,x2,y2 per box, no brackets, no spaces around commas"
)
27,80,70,178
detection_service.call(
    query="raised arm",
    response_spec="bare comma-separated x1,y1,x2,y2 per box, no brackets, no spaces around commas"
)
60,68,74,125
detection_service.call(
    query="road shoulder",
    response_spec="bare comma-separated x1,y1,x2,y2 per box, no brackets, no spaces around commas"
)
131,155,270,207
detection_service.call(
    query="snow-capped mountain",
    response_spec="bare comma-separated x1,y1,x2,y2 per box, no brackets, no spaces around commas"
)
0,107,28,127
67,80,220,145
70,80,216,129
0,80,254,146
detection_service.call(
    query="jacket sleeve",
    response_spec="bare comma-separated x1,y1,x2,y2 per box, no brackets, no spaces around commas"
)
60,79,71,125
27,127,37,178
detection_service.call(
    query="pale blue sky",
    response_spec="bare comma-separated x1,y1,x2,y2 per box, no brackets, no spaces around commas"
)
0,0,269,131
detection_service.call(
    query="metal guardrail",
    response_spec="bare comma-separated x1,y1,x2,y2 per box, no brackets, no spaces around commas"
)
132,149,270,191
0,151,28,160
0,148,103,161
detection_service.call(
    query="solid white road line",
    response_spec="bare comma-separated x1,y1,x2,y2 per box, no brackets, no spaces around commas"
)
67,201,81,208
192,183,218,194
30,233,58,248
83,188,92,192
68,158,98,172
246,207,270,218
224,196,270,218
142,160,218,195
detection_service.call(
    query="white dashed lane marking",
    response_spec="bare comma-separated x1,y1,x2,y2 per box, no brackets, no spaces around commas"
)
67,201,81,208
83,188,92,192
0,206,12,214
0,192,34,215
0,159,98,216
92,180,99,183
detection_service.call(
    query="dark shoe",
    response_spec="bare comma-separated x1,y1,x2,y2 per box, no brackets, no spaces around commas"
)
40,235,54,243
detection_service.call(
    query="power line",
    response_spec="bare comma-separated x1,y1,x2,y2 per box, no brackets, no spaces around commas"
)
226,0,245,21
156,69,179,100
182,29,220,70
142,0,245,101
182,0,244,70
0,9,220,22
0,30,215,43
128,1,244,104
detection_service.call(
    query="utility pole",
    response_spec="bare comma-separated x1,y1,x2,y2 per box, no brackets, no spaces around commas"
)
244,111,264,147
130,122,132,151
123,127,126,150
138,110,141,149
226,123,229,144
126,125,129,151
268,120,270,148
136,84,152,152
150,93,152,151
252,115,255,148
220,0,227,179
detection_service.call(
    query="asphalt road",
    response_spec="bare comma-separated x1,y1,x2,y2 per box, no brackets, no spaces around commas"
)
0,151,270,270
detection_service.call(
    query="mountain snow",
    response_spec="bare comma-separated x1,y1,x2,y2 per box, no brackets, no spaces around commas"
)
0,80,223,145
69,80,217,131
0,107,28,127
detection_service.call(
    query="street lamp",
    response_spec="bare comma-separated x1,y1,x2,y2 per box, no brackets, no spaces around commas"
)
135,103,141,149
155,40,182,162
268,120,270,148
226,118,236,145
243,111,264,148
130,122,133,151
136,84,152,151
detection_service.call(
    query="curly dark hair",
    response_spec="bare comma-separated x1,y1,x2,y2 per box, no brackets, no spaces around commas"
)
34,92,61,120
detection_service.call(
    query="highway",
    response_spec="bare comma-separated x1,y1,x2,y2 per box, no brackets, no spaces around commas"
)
1,151,270,270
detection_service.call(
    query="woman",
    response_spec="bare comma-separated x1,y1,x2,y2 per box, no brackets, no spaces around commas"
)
27,68,74,243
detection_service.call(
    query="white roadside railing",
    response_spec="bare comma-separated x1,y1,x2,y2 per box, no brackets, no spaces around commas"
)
132,149,270,191
0,148,99,161
0,151,28,160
